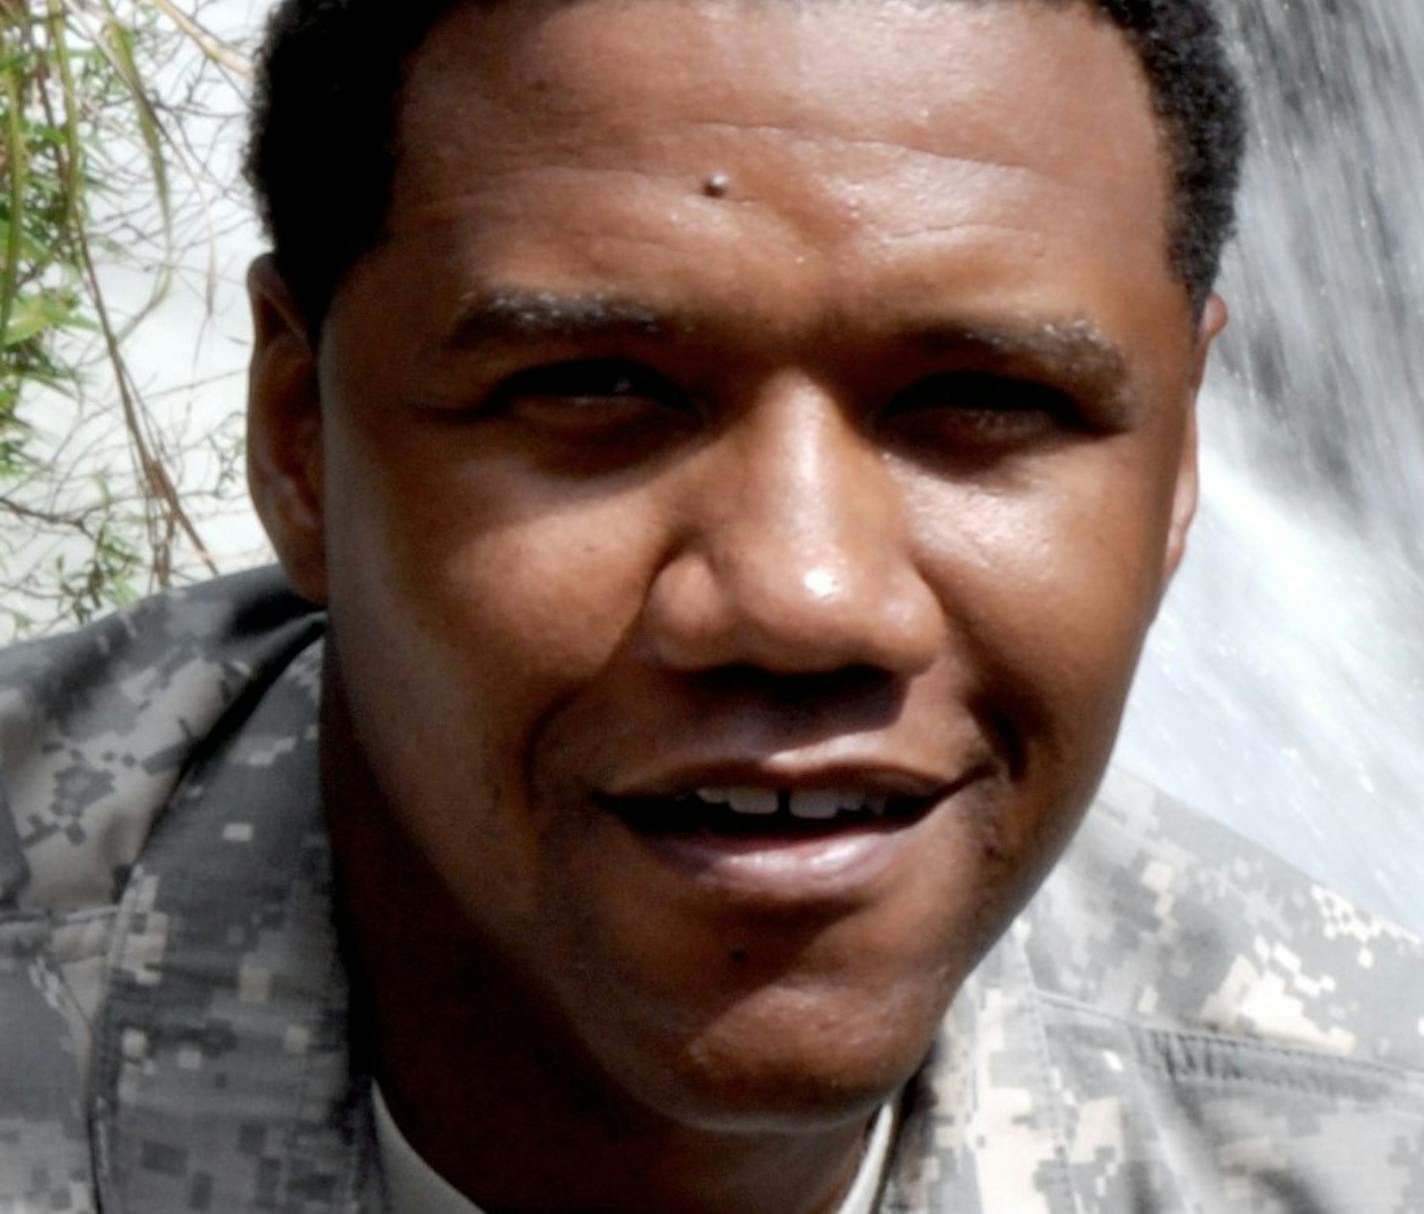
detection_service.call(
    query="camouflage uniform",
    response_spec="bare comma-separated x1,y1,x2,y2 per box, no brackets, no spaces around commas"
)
1,569,1420,1213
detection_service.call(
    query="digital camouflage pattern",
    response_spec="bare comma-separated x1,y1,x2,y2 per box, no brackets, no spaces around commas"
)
0,569,1420,1213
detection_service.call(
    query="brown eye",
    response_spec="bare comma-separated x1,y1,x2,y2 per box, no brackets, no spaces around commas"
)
884,371,1080,449
480,358,697,462
490,358,688,421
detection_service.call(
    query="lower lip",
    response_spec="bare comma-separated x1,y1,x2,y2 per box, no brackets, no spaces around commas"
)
618,815,923,905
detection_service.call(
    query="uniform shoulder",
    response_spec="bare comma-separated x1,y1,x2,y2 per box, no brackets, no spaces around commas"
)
1020,767,1424,1074
0,567,325,909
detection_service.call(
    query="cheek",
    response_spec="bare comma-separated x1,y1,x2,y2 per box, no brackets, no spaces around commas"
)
913,448,1174,750
322,415,669,768
319,425,680,942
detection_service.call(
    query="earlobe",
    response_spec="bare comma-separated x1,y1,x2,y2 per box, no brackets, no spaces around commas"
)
246,255,328,603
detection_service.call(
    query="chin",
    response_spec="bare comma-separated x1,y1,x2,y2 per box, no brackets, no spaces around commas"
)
597,970,954,1135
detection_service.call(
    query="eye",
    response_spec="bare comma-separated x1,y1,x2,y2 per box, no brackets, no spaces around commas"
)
883,371,1080,450
486,358,692,437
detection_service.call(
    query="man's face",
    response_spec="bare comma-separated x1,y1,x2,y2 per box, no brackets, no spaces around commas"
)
255,0,1216,1131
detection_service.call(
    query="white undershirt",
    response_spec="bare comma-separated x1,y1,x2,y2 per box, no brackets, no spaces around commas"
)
373,1083,896,1214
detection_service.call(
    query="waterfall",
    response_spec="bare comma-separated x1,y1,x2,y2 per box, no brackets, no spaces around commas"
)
1115,2,1424,931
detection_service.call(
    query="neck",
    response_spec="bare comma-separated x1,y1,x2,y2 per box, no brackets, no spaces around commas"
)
320,674,874,1214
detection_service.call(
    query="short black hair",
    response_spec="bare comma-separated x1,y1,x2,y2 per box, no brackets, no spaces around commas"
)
245,0,1245,334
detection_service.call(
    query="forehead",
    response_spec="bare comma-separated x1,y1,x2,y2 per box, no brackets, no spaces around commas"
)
395,0,1164,198
342,0,1184,365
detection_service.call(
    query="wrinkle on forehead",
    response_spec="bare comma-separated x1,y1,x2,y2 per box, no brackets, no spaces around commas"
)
676,119,1039,168
397,0,1166,204
386,164,1128,302
392,106,1059,211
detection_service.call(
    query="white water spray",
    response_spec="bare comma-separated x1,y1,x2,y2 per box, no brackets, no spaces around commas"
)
1115,5,1424,931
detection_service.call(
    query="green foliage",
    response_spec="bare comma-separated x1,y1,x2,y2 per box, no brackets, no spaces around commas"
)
0,0,241,637
5,6,105,415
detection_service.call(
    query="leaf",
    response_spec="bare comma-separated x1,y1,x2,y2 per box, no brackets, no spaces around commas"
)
2,288,88,346
97,13,169,233
1,62,27,353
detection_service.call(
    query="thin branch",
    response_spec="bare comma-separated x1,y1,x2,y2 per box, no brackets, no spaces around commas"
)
145,0,248,78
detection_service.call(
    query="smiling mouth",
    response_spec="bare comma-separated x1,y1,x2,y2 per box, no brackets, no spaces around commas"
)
596,786,941,838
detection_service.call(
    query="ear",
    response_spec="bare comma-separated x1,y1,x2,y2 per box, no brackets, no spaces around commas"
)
246,255,328,603
1162,293,1228,583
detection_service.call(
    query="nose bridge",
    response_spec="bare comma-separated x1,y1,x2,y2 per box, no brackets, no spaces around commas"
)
648,377,943,676
728,383,882,605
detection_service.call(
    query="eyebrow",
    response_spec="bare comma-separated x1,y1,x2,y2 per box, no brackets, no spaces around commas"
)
907,316,1132,393
899,314,1144,418
437,289,1138,417
440,289,681,350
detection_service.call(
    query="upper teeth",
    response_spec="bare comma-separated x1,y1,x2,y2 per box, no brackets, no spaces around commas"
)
695,786,888,819
722,787,778,815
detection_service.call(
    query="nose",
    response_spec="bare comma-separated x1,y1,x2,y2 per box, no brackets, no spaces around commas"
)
643,377,944,678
